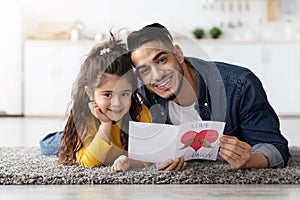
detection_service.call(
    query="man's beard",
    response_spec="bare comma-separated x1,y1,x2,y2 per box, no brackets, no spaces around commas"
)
165,63,184,101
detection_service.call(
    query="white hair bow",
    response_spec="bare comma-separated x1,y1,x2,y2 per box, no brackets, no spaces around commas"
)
100,48,111,55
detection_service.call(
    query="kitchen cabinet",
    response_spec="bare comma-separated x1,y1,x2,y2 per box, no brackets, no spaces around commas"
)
177,39,264,81
24,40,95,116
199,43,264,81
23,39,300,116
293,46,300,112
0,1,22,115
259,44,295,115
179,39,300,116
260,44,300,116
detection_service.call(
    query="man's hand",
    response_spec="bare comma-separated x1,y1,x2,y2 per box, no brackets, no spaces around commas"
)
219,135,268,169
111,155,130,172
156,157,187,171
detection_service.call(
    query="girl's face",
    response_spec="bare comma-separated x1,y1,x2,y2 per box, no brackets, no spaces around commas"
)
93,74,133,122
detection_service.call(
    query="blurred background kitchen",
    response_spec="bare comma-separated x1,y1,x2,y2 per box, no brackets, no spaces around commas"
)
0,0,299,147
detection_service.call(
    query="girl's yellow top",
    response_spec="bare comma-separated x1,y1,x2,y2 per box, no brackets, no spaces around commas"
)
76,104,151,168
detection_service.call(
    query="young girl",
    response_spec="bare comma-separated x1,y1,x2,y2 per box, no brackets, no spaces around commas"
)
57,33,151,172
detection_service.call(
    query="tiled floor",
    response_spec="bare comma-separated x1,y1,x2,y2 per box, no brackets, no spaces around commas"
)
0,116,299,199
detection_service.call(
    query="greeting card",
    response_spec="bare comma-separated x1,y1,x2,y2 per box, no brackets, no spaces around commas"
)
128,121,225,163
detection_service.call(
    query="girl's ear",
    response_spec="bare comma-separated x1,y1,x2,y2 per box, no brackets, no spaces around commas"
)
174,44,184,64
84,86,94,101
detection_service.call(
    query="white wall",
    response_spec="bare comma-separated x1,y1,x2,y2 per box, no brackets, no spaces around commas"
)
21,0,268,39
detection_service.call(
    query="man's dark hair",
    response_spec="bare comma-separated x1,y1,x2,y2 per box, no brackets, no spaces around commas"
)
127,23,174,53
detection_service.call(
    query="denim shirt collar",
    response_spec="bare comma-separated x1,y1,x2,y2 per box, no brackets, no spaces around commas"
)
185,57,211,120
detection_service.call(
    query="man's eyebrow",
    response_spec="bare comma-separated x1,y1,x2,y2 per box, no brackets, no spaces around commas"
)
135,51,167,70
153,52,167,61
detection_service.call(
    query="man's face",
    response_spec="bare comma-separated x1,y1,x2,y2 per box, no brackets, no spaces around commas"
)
130,41,184,100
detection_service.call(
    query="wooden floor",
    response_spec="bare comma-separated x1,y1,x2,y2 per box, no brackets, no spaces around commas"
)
0,185,300,200
0,116,299,147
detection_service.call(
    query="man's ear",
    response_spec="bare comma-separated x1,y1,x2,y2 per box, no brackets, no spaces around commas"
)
84,86,94,101
174,44,184,64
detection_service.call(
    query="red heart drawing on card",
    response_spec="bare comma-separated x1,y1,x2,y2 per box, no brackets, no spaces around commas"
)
179,129,218,152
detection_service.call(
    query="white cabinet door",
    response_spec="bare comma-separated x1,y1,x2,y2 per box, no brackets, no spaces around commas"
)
24,40,94,116
201,43,264,81
262,44,300,115
293,46,300,114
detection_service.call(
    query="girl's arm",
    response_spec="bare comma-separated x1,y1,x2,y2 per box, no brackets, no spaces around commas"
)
97,122,112,144
89,101,113,143
111,155,150,172
76,103,121,168
76,133,124,168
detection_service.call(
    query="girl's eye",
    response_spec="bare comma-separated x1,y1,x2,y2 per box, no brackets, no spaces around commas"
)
103,93,112,98
138,66,151,76
121,92,131,97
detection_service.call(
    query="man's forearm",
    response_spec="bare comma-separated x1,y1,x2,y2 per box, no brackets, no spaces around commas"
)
251,143,285,168
242,151,268,169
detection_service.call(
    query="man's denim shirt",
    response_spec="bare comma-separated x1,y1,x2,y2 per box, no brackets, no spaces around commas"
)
140,57,289,168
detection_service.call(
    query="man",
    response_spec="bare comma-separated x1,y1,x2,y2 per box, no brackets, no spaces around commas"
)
127,23,289,171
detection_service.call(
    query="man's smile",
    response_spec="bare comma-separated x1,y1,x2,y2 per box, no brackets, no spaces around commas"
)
154,74,173,91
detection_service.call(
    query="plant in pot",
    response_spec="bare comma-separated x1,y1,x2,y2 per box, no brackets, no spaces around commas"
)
209,26,222,39
192,28,205,39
